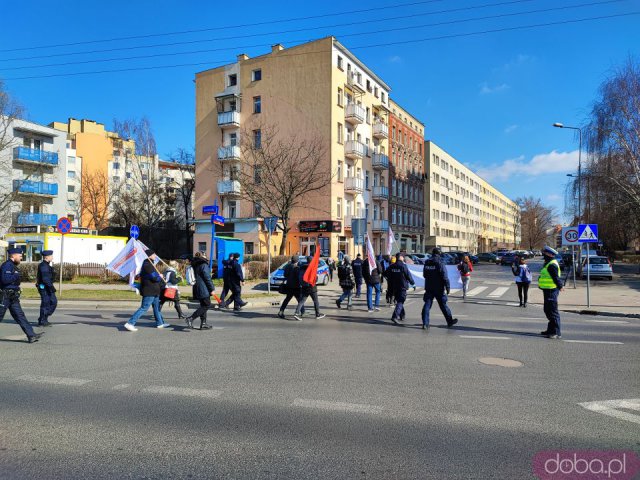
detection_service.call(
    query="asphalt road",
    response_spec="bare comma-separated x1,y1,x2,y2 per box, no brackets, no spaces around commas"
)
1,263,638,479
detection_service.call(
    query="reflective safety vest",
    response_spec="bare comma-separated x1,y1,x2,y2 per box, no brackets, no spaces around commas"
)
538,259,561,289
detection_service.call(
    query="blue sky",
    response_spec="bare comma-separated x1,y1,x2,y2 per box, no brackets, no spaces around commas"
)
1,0,638,221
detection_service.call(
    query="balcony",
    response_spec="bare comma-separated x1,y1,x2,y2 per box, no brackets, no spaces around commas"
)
16,212,58,226
372,122,389,139
372,185,389,200
372,219,389,232
344,176,364,195
217,111,240,129
344,140,366,160
372,153,389,170
13,180,58,197
13,147,59,166
217,179,241,197
346,72,366,93
345,103,365,125
217,145,240,162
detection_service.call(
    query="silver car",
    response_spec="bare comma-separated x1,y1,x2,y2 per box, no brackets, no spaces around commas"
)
578,256,613,280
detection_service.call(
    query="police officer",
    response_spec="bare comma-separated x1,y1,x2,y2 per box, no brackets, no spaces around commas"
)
384,252,415,325
422,248,458,330
352,253,364,298
219,253,233,308
226,253,247,311
0,247,43,343
37,249,57,327
539,245,564,339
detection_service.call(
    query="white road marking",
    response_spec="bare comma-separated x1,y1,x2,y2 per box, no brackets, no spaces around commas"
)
142,386,222,399
578,399,640,425
477,301,494,305
17,375,91,386
458,335,510,340
1,335,26,341
112,384,131,390
563,340,624,345
465,287,488,297
585,320,629,325
488,287,509,298
293,398,383,414
505,303,520,307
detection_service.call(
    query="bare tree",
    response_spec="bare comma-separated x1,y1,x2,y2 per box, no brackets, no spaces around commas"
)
169,147,196,251
232,125,332,255
516,196,555,250
81,169,120,231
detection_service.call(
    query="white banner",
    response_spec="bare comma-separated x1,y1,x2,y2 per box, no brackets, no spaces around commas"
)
107,238,149,287
407,264,463,290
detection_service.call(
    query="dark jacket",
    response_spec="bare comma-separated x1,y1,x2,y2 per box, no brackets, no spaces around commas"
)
222,258,232,284
139,259,164,297
229,259,244,290
299,263,317,294
338,262,355,289
384,260,413,292
37,260,56,292
283,262,302,291
0,260,21,290
351,258,363,281
423,254,450,294
192,256,215,300
363,260,383,286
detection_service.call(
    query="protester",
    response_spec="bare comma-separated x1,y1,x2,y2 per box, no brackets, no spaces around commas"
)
514,257,532,307
421,248,458,329
36,249,57,327
352,253,364,298
336,255,356,310
457,254,473,300
184,252,215,330
223,253,247,311
278,255,304,319
0,247,43,343
363,256,384,312
294,256,325,321
159,260,185,319
327,257,336,282
219,253,233,308
124,249,171,332
384,253,415,324
385,255,397,306
539,246,564,339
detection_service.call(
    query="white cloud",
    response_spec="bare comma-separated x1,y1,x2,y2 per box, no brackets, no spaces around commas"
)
496,54,534,72
389,55,403,64
480,82,510,95
476,150,579,181
504,124,518,134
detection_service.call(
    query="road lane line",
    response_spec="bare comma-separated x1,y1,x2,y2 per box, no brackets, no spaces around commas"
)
488,287,509,298
585,320,629,325
458,335,510,340
562,340,623,345
579,399,640,425
293,398,383,414
17,375,91,386
112,384,131,390
465,287,488,297
142,386,222,399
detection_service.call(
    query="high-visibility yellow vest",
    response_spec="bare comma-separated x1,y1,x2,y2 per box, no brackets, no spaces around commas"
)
538,259,561,289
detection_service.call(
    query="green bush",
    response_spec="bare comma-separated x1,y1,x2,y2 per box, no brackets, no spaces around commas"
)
244,261,269,280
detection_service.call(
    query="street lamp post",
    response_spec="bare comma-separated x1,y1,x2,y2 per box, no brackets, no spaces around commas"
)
553,123,582,222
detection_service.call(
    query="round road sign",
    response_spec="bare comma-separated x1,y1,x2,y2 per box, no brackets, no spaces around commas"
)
56,217,72,234
564,229,578,243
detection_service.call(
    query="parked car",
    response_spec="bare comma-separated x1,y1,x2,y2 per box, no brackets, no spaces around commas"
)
269,258,330,287
555,254,565,268
499,252,518,266
577,256,613,280
441,253,457,265
477,252,497,263
406,254,425,265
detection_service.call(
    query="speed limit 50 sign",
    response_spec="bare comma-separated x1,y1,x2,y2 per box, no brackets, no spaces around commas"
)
561,226,579,246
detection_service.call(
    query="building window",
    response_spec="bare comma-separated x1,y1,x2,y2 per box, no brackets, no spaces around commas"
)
68,156,76,165
68,214,75,222
366,79,372,92
112,176,120,183
228,74,237,86
365,171,370,190
253,129,262,149
337,160,343,182
254,202,262,217
374,86,379,98
67,171,76,179
113,162,120,170
366,107,370,124
229,132,237,146
337,197,342,218
381,92,386,104
253,96,261,114
67,200,76,208
337,123,343,144
228,200,237,219
337,88,343,106
198,242,207,253
126,172,131,179
245,243,254,255
67,185,75,193
254,166,262,184
252,69,262,81
337,55,344,70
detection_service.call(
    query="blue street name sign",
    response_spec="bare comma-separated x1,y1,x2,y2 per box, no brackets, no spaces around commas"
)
130,224,140,239
212,214,225,226
578,224,598,243
202,205,219,215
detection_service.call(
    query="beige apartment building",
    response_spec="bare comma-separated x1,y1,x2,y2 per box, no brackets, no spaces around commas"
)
425,141,520,253
194,37,392,257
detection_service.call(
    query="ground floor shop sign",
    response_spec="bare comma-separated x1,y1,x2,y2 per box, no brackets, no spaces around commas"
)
298,220,342,233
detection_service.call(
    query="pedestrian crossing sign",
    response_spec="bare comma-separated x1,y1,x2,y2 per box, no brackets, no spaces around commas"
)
578,224,598,243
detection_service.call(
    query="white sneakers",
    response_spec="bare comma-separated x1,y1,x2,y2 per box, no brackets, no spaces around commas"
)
157,323,171,329
124,323,138,332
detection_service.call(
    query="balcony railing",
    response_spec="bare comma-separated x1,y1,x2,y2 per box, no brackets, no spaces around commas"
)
345,140,366,160
217,111,240,128
372,122,389,139
13,147,59,166
345,103,365,124
13,180,58,197
372,153,389,170
344,176,364,194
217,179,241,196
372,185,389,200
218,145,241,161
372,219,389,232
16,213,58,226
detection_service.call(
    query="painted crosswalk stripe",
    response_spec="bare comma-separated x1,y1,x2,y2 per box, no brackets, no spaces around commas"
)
458,335,510,340
563,340,623,345
17,375,91,386
488,287,509,298
586,320,629,325
293,398,383,414
465,287,488,297
578,399,640,425
142,386,222,399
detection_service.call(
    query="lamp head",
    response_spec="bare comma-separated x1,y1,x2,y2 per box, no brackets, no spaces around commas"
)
553,122,564,128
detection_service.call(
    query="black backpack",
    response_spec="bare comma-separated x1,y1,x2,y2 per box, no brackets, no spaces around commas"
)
337,264,348,280
459,262,470,275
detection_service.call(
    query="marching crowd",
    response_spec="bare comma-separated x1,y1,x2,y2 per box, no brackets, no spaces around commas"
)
0,243,565,343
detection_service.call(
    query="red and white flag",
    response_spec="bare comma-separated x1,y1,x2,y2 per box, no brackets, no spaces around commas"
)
366,234,376,271
387,226,396,256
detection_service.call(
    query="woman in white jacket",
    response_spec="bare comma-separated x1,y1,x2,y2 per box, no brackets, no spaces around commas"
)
159,260,185,318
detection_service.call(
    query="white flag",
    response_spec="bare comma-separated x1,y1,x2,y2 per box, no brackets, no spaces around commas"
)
365,234,376,271
387,226,396,256
107,238,149,287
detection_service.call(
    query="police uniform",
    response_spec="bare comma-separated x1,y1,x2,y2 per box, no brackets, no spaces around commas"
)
539,246,564,339
226,254,247,311
422,249,457,329
0,248,41,343
37,250,57,326
383,254,414,324
219,255,233,307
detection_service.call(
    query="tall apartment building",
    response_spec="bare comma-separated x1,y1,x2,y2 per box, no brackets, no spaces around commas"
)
424,141,520,253
194,37,392,257
388,100,426,253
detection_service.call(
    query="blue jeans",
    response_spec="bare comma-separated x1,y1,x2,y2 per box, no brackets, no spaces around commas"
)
421,292,453,326
366,283,381,310
338,289,353,307
129,296,165,326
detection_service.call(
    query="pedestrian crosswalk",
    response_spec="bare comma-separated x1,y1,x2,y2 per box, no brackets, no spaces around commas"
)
455,284,516,301
578,399,640,425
